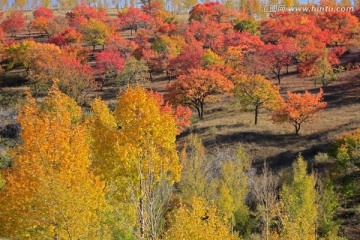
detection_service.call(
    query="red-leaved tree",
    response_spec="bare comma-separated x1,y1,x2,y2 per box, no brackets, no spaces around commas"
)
151,91,192,133
33,6,54,19
1,11,26,37
272,89,327,135
259,41,296,84
49,27,82,47
166,68,234,119
95,50,125,90
118,7,152,36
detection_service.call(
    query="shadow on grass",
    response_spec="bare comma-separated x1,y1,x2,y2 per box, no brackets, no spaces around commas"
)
190,121,360,170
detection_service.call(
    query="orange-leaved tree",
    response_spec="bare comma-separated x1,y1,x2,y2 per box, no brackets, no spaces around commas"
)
88,86,182,239
233,74,281,125
166,68,234,119
272,89,327,135
0,84,108,239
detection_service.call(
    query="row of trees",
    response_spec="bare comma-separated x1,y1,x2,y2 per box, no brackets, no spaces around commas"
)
1,3,357,78
0,87,345,238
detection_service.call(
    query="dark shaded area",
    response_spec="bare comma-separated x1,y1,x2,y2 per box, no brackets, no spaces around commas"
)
0,124,20,140
0,73,28,88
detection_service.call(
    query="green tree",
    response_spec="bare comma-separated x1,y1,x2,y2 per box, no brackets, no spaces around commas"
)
317,177,341,239
216,146,251,236
279,154,318,240
178,134,210,202
234,18,258,34
179,135,252,237
233,74,281,125
313,50,344,87
80,19,110,51
116,57,149,86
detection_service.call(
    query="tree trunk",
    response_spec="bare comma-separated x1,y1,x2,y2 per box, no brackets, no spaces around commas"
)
200,102,204,120
254,106,259,125
286,64,289,74
295,123,301,135
276,69,281,84
149,71,153,82
100,77,105,91
166,70,171,82
139,180,145,239
195,106,201,120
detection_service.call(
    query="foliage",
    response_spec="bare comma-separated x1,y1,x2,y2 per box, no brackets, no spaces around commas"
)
233,74,281,125
30,17,52,37
166,68,233,119
5,40,95,102
118,7,152,35
201,49,224,67
0,85,108,239
272,89,327,135
0,11,26,37
95,50,125,90
313,49,344,87
33,6,54,19
80,18,111,50
116,57,149,86
164,197,239,240
88,86,181,238
106,32,138,57
250,162,278,240
316,12,359,47
317,178,341,238
279,155,318,240
331,128,360,170
151,91,192,134
234,18,258,34
5,40,61,75
178,134,252,237
169,41,204,75
189,2,241,24
66,3,107,28
54,56,96,104
30,6,55,37
178,134,209,202
49,27,82,47
259,41,296,84
216,146,251,236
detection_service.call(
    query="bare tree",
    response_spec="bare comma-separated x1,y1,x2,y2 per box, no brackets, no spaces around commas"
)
249,161,279,240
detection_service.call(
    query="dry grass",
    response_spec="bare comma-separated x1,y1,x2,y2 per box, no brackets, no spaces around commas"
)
173,69,360,171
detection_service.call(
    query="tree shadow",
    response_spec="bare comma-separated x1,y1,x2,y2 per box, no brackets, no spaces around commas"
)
197,122,359,170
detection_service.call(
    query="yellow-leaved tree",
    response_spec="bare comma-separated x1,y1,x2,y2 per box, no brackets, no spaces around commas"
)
279,155,318,240
178,135,251,237
88,85,181,239
164,197,239,240
216,146,251,235
0,85,109,239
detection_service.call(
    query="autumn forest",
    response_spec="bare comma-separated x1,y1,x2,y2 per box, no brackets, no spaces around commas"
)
0,1,360,239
